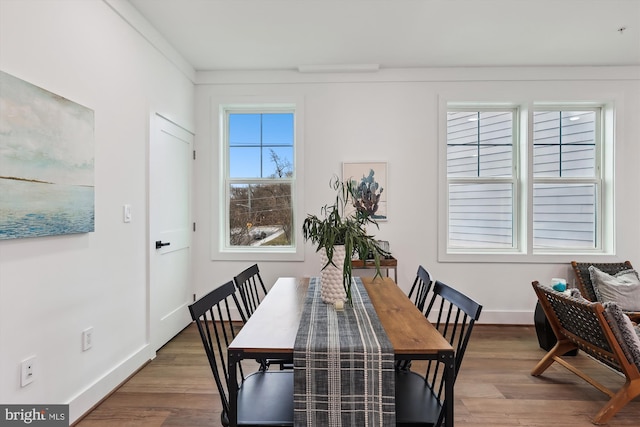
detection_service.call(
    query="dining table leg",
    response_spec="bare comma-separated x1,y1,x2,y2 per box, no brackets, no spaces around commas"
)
228,350,240,427
443,350,455,427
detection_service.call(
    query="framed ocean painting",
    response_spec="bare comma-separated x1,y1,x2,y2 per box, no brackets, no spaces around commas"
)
0,71,95,240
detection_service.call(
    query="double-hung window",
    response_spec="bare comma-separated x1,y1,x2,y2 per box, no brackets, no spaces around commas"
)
532,109,600,250
446,109,518,250
444,104,607,258
215,100,304,260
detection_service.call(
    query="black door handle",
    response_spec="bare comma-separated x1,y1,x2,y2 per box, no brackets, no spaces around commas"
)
155,240,171,249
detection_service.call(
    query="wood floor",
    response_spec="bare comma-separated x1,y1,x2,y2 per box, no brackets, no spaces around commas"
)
75,324,640,426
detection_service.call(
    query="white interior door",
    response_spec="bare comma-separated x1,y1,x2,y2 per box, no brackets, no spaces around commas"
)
149,113,193,352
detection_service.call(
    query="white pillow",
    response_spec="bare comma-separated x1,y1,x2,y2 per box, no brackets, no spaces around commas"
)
589,266,640,311
604,302,640,370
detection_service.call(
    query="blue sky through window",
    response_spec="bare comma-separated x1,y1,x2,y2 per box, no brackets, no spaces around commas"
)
229,112,293,178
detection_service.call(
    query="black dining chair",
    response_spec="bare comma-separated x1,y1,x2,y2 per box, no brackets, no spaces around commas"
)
188,281,294,427
407,265,433,312
397,265,434,371
233,264,294,371
395,280,483,427
233,264,268,318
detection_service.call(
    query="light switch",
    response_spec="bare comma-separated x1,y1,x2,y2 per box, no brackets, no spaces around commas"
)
123,204,132,223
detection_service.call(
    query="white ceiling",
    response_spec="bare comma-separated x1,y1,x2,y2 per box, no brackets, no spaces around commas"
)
127,0,640,71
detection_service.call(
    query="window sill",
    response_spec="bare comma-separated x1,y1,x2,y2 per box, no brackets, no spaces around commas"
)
438,251,618,264
212,247,304,262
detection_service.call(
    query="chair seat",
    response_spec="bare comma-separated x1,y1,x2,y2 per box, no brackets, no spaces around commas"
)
236,371,294,426
395,370,442,426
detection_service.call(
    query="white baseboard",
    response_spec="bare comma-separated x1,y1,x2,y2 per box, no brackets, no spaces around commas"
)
426,309,534,325
475,310,534,325
67,344,154,424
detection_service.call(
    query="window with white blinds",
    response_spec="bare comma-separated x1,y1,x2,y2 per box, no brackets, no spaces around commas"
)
532,110,599,250
445,106,603,254
447,110,517,249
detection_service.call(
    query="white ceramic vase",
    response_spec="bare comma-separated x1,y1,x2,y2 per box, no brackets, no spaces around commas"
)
319,245,347,304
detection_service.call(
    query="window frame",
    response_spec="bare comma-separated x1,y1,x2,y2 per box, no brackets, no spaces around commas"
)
439,100,613,263
211,96,305,261
530,106,604,254
445,107,521,253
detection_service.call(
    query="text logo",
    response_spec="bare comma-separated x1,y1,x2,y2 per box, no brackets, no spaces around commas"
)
1,405,68,426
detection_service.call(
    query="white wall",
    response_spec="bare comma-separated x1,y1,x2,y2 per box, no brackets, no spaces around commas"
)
193,67,640,325
1,0,638,423
0,0,194,422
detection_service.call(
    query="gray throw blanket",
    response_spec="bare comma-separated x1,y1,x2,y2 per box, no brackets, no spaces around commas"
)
293,277,395,426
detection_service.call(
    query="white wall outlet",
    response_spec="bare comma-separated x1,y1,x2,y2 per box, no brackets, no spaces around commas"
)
82,327,94,351
21,356,36,387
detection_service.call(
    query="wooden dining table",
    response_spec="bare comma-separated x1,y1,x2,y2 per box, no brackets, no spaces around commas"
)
227,276,455,427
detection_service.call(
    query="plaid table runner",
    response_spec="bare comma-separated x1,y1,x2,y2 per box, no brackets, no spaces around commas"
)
293,277,395,426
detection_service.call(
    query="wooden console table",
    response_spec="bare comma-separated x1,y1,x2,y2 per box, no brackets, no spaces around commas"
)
351,256,397,282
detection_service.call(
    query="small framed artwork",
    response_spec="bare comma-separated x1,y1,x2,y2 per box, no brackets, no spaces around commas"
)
342,162,387,221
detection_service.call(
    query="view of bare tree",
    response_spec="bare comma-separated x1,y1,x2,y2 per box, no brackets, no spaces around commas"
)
228,150,292,246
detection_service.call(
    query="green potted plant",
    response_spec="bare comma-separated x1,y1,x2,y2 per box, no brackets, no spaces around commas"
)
302,175,388,304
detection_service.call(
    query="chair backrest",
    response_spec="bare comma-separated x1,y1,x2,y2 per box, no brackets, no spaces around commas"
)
531,281,626,373
424,280,483,386
407,265,433,312
571,261,633,302
188,281,246,424
233,264,268,318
